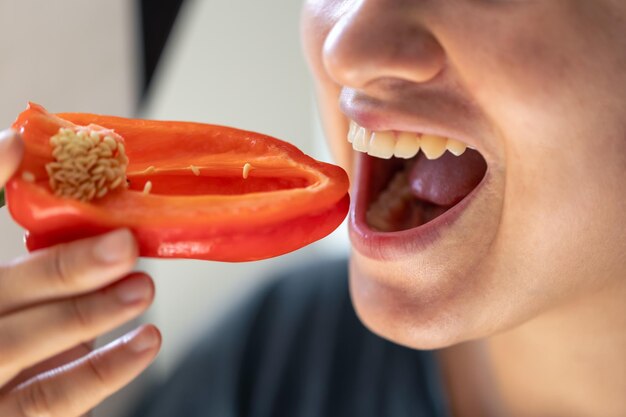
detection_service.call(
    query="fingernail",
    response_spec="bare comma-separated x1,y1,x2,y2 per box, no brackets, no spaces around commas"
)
93,229,135,264
0,129,19,148
116,275,151,304
126,327,159,353
0,130,23,160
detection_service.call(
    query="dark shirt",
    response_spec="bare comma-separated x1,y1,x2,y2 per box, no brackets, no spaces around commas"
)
131,258,451,417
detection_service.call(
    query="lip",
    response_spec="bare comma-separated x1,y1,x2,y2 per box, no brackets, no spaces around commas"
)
340,89,490,156
348,151,491,261
342,87,495,261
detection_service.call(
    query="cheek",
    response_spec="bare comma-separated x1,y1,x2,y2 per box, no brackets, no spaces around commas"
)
317,85,353,175
301,1,353,174
497,133,626,305
445,4,626,297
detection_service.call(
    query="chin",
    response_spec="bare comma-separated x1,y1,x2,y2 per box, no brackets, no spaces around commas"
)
348,254,486,350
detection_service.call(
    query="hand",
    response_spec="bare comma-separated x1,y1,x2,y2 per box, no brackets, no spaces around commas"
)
0,129,161,416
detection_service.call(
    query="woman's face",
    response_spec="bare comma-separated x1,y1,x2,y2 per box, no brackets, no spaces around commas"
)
301,0,626,348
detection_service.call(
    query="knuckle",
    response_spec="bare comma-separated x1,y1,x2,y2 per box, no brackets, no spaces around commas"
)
49,245,77,289
17,378,53,417
0,266,9,306
0,330,19,371
85,352,109,389
66,297,93,331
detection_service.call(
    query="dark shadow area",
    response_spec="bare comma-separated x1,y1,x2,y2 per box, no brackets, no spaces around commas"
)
139,0,186,98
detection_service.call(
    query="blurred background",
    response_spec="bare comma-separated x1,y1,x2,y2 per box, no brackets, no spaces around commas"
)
0,1,349,415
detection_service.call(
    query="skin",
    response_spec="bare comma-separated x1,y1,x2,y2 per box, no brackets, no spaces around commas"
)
301,0,626,416
0,130,161,416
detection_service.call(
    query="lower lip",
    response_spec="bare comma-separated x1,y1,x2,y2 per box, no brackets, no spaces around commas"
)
348,152,490,261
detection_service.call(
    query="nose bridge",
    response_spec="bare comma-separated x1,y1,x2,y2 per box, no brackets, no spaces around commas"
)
322,0,445,89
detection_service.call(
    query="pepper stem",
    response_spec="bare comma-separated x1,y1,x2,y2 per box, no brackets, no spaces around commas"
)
0,188,4,208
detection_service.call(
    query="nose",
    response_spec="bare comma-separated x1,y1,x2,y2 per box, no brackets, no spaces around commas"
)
322,2,445,89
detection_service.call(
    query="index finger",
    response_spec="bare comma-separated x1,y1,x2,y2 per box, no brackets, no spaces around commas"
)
0,229,138,315
0,129,23,190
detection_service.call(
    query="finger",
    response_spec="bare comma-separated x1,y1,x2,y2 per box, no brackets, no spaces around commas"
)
0,129,23,188
0,229,138,314
0,325,161,417
0,273,154,382
1,342,92,395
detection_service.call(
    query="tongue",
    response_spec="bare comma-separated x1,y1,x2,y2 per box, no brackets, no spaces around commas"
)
408,149,487,206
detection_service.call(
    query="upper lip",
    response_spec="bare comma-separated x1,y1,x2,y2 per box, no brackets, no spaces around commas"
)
339,87,492,158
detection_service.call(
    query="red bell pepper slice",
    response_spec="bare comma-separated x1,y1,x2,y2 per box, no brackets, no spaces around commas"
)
5,103,350,262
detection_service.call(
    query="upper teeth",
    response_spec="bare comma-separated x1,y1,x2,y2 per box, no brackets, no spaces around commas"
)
347,120,468,160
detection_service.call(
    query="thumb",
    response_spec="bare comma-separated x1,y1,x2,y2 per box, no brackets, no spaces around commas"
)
0,129,24,189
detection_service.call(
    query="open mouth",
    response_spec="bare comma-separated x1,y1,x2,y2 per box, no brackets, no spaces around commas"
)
348,120,488,233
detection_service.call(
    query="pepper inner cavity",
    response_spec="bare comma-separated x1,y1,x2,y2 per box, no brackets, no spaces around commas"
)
126,172,311,196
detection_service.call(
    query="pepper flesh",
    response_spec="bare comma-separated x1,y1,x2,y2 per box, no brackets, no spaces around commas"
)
6,103,350,262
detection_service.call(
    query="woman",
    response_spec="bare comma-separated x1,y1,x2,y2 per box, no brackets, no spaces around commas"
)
0,1,624,416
